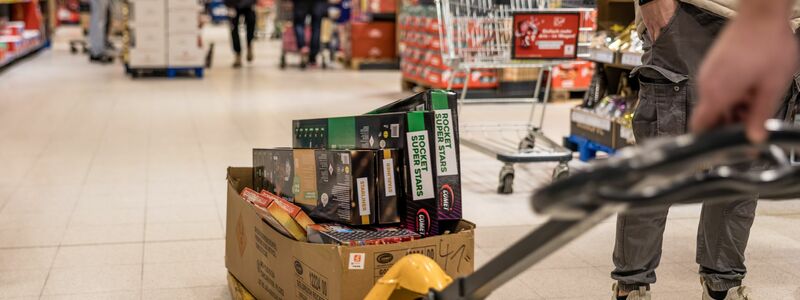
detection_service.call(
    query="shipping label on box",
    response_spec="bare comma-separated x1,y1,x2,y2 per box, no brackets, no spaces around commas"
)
225,167,475,300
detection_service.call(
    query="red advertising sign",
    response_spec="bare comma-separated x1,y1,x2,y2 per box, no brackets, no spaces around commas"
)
511,12,580,59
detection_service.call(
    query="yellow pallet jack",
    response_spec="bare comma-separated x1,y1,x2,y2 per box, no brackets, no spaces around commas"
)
366,120,800,300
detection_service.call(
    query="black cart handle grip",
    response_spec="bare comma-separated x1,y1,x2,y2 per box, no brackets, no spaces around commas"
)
532,120,800,219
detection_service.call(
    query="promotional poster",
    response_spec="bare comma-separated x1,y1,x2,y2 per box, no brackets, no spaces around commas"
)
512,12,580,59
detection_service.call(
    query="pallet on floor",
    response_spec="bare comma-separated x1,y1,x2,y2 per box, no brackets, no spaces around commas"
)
227,272,256,300
564,134,616,162
125,65,204,78
549,89,586,102
348,58,399,70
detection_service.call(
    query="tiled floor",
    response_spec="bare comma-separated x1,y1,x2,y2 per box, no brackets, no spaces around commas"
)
1,25,800,299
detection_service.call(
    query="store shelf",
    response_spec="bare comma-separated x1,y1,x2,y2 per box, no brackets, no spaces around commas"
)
0,38,45,71
0,0,33,4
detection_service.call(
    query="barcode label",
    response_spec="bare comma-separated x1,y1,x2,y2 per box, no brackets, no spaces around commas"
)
341,153,350,165
390,124,399,138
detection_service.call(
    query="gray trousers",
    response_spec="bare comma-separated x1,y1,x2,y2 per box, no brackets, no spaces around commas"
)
611,3,758,292
89,0,110,56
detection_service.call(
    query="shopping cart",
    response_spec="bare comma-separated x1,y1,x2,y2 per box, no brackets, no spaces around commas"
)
277,0,336,69
435,0,596,193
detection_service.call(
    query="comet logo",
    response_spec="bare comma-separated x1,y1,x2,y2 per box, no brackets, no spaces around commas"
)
439,185,453,212
416,209,430,236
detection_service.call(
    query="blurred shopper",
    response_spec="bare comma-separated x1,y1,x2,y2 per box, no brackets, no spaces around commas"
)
292,0,326,66
88,0,113,63
612,0,800,300
227,0,257,68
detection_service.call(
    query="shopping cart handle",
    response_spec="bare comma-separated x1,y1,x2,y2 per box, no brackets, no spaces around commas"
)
532,120,800,219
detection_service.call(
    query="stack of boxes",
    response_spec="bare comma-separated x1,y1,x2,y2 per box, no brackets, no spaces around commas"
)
167,0,204,67
128,0,203,68
252,90,463,236
0,20,43,67
398,6,498,89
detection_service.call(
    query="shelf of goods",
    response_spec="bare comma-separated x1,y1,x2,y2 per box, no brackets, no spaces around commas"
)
0,0,49,70
343,0,400,69
123,0,205,77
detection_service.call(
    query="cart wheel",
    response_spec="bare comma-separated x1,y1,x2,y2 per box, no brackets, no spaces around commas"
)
279,55,286,69
497,164,515,194
552,162,570,181
519,133,536,150
70,45,77,54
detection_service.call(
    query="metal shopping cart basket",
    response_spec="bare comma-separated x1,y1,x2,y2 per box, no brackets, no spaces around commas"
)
435,0,595,193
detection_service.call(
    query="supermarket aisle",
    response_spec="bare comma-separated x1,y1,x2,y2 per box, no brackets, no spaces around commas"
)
1,25,800,300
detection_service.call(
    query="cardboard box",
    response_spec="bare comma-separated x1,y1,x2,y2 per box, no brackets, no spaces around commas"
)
349,21,396,59
570,107,614,149
133,28,166,49
226,167,475,300
614,120,636,149
367,90,463,236
132,0,166,27
253,149,401,225
129,48,167,68
168,9,199,34
168,47,204,67
500,67,540,82
168,0,200,9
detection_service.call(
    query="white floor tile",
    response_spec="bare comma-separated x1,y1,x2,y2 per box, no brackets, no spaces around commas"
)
39,290,141,300
143,239,225,264
0,247,57,271
0,269,49,298
145,221,224,242
61,224,144,245
141,286,229,300
142,261,227,290
42,265,142,295
52,244,143,268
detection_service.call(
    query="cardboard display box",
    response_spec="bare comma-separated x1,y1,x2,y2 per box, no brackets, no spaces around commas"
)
570,107,636,150
570,107,614,149
348,21,396,59
366,90,463,236
253,149,401,225
226,167,475,300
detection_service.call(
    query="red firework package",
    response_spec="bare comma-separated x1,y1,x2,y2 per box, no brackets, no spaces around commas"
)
239,188,312,241
306,223,420,246
259,190,315,232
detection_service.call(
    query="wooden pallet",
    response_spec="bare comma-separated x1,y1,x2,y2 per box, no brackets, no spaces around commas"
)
348,58,399,70
227,272,256,300
549,89,586,102
125,66,204,78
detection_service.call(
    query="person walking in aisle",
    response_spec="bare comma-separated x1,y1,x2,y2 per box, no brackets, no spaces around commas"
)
88,0,114,63
292,0,326,67
227,0,257,68
611,0,800,299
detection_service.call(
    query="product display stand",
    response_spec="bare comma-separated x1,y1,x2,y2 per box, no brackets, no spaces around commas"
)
0,0,52,72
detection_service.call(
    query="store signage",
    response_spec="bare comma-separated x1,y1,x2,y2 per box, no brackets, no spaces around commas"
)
511,12,581,59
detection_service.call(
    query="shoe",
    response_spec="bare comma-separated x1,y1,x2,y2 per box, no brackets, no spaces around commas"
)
701,279,752,300
89,54,114,64
233,54,242,68
246,45,253,62
612,283,650,300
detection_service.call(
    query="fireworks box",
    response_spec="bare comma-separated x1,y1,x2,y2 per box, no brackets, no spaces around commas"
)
226,167,475,300
253,148,401,225
293,110,458,235
366,90,463,236
306,223,420,246
240,188,314,241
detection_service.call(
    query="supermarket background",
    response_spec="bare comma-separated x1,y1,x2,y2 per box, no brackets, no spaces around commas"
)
2,0,800,299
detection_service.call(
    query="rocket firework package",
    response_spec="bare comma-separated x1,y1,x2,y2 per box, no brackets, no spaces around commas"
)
367,90,463,235
253,148,401,225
